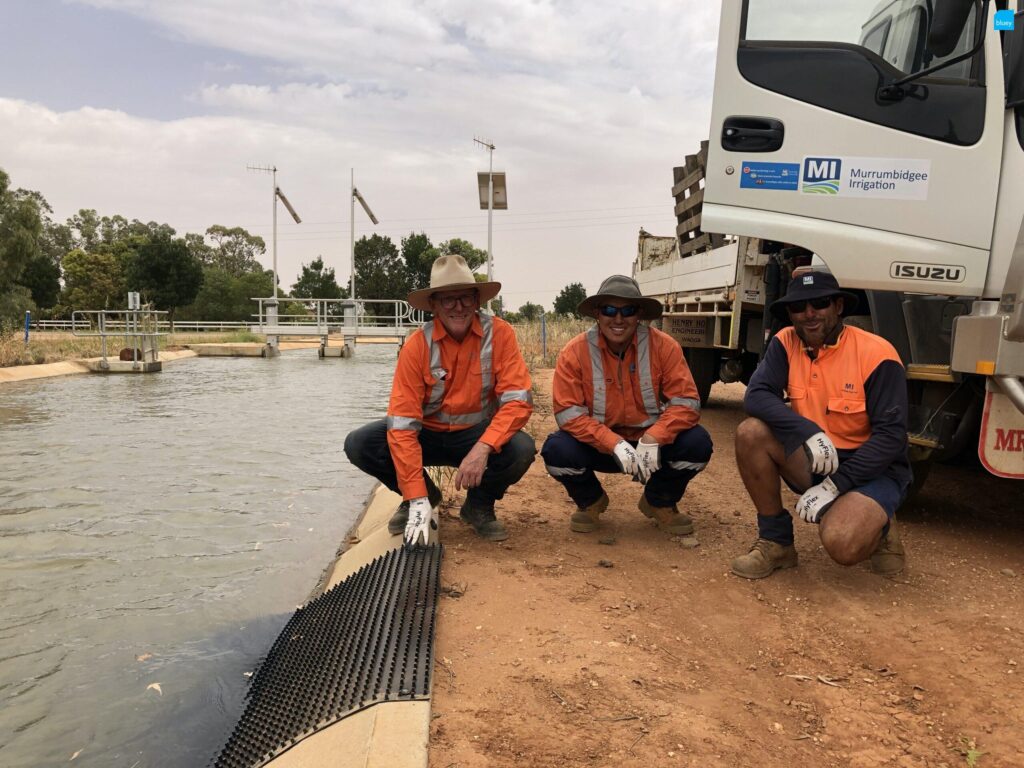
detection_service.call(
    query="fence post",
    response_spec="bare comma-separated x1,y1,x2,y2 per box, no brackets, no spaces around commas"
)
540,312,547,360
24,311,30,345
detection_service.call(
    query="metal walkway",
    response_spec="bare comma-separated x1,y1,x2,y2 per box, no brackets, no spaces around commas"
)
251,298,426,344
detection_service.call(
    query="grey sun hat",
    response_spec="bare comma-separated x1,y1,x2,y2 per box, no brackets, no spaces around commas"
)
577,275,663,321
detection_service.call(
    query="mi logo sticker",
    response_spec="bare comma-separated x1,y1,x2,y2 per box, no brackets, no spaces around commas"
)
802,157,842,194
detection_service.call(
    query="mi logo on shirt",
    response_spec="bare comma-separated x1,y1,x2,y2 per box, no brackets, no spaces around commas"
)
843,382,857,393
802,157,842,194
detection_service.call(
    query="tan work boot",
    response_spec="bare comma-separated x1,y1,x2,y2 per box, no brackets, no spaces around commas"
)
570,493,609,532
731,539,798,579
638,495,694,535
870,521,905,575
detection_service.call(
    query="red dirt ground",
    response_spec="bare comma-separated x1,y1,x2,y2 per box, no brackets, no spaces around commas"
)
428,370,1023,768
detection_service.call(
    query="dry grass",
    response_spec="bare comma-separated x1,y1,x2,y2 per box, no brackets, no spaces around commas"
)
0,330,264,368
511,316,590,369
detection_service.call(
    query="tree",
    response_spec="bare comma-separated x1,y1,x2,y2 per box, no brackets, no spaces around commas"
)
28,194,71,312
0,170,42,291
0,169,44,324
66,210,171,253
184,232,214,266
354,234,409,320
402,232,439,291
126,232,204,322
60,248,126,312
438,238,487,271
204,225,266,276
178,267,274,322
553,282,588,317
19,255,61,309
291,257,343,299
518,301,544,321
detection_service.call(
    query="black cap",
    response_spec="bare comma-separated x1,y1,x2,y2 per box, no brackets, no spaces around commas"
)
769,271,858,319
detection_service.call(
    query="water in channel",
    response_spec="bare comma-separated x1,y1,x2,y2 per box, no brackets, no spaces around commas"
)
0,346,398,767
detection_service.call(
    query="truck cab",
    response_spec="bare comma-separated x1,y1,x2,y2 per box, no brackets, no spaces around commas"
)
699,0,1024,479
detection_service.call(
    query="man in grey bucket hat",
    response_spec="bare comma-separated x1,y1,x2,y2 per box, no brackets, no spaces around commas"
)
541,275,713,535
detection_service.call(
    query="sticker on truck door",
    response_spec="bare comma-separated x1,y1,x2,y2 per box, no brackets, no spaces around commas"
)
739,162,800,191
801,156,931,200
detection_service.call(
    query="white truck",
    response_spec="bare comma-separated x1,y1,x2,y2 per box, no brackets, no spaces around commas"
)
636,0,1024,482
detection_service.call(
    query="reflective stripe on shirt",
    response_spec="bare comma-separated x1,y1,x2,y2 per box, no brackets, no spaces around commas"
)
584,325,661,429
386,415,422,431
420,313,496,427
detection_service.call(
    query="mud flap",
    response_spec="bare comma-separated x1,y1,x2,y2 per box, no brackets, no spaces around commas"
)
978,388,1024,479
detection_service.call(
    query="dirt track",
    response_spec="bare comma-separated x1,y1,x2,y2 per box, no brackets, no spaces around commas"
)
429,370,1023,768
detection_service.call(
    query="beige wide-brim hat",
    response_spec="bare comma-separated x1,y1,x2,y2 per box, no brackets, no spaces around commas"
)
577,274,663,320
407,254,501,312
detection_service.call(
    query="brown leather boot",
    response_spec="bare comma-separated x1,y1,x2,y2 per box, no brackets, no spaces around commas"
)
870,520,905,575
731,539,798,579
570,493,609,532
638,495,694,535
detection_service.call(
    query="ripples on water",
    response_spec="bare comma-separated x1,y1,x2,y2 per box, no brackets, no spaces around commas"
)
0,347,397,767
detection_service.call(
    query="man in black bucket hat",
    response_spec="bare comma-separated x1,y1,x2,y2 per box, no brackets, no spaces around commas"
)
540,275,713,536
732,269,910,579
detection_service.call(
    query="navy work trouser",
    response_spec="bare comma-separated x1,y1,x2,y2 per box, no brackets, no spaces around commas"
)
343,419,536,511
540,426,713,509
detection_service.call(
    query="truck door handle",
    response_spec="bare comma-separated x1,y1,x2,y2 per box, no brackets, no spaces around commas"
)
721,116,785,152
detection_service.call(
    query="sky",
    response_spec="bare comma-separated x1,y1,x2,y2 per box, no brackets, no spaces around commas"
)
0,0,722,311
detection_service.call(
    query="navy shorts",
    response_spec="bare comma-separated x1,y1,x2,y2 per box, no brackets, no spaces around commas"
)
785,473,906,519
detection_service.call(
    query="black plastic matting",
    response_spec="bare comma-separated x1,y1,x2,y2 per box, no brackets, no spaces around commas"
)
211,544,443,768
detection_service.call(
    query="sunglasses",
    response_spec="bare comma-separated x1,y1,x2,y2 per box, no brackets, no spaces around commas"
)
787,296,834,314
433,291,478,310
599,304,641,318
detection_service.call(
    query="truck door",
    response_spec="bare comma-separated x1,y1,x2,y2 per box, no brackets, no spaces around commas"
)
702,1,1004,297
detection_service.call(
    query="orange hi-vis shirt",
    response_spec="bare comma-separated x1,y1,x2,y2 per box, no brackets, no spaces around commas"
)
778,325,902,449
386,312,533,500
552,324,701,454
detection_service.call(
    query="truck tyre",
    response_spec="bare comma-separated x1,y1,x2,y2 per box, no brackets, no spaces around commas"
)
684,347,720,407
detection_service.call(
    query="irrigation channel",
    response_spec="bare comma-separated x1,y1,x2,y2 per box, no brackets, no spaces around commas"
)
0,346,399,767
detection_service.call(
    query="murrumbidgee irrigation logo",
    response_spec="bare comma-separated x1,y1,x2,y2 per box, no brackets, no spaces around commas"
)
802,157,842,195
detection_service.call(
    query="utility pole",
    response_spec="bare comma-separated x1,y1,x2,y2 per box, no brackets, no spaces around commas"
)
350,169,379,301
474,138,507,313
474,138,495,291
247,165,302,298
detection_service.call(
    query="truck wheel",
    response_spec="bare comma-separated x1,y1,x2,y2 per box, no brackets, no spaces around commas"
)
684,347,720,407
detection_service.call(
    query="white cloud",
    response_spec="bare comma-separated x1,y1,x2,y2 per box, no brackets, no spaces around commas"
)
3,0,721,310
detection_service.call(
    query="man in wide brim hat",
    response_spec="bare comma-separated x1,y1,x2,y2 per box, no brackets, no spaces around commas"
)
731,269,910,581
541,274,713,538
407,254,501,312
344,253,536,546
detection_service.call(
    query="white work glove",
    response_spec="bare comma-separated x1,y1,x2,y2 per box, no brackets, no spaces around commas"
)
403,496,437,548
613,440,640,479
635,436,661,484
795,476,840,524
803,431,839,476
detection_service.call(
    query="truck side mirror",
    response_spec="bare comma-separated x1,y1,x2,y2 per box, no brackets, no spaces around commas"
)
928,0,975,57
1006,14,1024,108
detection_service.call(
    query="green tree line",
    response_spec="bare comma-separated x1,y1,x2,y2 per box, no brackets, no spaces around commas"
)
0,166,589,328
